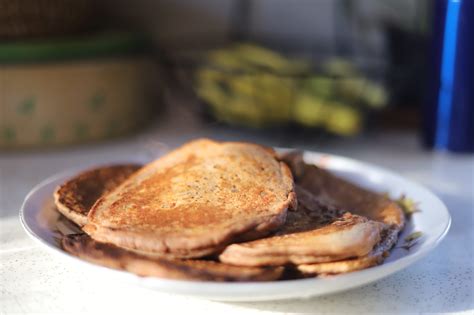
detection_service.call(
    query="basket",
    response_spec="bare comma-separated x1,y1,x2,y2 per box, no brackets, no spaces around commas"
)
0,32,160,149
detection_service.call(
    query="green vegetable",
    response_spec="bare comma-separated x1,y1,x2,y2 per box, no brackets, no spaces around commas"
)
405,231,423,243
395,195,421,217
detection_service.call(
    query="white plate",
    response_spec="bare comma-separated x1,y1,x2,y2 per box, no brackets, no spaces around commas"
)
20,151,451,302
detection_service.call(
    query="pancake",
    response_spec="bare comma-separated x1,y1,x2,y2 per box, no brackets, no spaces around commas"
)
280,152,404,275
84,139,297,259
62,234,283,282
297,226,399,275
54,164,142,226
280,151,405,229
219,186,384,266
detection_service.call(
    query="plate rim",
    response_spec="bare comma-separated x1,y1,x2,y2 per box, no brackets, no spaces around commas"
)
19,151,452,301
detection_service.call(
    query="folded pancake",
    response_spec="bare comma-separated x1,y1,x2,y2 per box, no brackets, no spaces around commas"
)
219,186,384,266
280,152,404,275
62,234,283,282
54,164,142,226
84,139,297,259
280,152,405,229
297,226,399,275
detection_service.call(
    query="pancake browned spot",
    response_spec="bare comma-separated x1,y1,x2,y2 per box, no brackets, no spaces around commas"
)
54,164,142,226
219,186,384,267
62,234,283,282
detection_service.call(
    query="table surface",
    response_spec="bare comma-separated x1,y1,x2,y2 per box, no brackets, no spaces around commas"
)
1,109,473,314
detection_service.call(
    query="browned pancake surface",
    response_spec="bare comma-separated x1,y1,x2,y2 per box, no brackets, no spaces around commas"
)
279,152,404,276
56,147,403,280
54,164,141,226
297,226,399,275
219,186,383,266
281,152,405,229
84,139,296,258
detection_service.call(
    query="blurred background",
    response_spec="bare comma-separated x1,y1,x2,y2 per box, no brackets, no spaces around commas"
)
0,0,472,152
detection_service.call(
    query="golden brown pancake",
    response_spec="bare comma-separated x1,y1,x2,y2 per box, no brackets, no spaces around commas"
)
84,139,297,259
55,145,404,280
280,152,404,276
297,226,399,275
62,234,283,282
54,164,141,226
219,186,384,266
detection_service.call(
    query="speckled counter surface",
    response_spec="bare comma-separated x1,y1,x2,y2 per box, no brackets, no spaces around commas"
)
1,110,473,314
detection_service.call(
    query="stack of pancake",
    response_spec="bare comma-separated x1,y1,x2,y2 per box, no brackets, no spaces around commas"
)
54,139,405,281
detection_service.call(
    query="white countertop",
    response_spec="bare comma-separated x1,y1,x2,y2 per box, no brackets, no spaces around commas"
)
1,110,473,314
